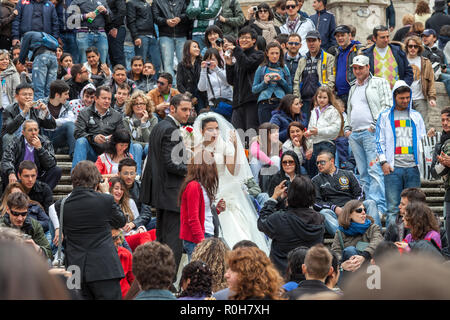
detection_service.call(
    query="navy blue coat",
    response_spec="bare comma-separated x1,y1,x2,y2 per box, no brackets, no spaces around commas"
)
270,109,305,143
310,9,336,51
362,43,413,86
12,0,59,40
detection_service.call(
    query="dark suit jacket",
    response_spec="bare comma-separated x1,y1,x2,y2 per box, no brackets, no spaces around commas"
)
58,187,126,283
140,116,187,212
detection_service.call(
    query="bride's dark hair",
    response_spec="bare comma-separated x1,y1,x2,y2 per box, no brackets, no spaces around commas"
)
178,149,219,206
201,117,218,130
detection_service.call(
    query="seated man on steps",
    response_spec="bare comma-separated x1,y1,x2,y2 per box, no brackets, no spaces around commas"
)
72,86,126,169
1,119,62,191
16,161,53,214
118,158,155,233
312,151,381,236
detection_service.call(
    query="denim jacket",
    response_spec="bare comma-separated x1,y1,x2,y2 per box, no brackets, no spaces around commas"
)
252,63,292,103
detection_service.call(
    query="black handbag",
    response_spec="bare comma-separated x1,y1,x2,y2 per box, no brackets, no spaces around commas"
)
206,70,233,121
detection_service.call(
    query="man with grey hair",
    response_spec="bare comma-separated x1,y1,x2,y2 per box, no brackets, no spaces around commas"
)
1,119,61,190
344,55,391,216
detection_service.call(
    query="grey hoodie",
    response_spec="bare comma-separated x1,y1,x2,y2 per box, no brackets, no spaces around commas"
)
0,63,20,109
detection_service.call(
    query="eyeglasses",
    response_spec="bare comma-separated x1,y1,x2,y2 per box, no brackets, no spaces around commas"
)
133,103,146,107
282,160,295,165
316,160,327,166
354,207,366,214
287,42,300,46
280,6,286,10
286,5,297,9
121,171,136,176
408,44,420,49
157,81,167,86
10,210,28,217
112,235,121,241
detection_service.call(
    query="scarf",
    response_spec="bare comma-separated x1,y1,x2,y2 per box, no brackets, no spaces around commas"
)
287,15,300,33
253,20,278,44
338,219,371,237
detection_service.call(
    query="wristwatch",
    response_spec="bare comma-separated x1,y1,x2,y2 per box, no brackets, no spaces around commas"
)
380,161,387,166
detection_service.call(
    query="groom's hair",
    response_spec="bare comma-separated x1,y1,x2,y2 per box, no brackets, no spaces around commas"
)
170,93,192,110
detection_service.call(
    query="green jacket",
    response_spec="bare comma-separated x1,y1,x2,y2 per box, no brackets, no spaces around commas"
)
0,214,52,260
187,0,222,35
331,223,383,261
244,177,262,198
215,0,245,37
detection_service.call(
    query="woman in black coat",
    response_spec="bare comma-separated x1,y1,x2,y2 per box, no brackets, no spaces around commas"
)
257,175,325,276
176,40,207,113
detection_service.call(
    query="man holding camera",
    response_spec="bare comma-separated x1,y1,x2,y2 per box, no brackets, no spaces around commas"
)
72,86,125,169
312,151,381,236
0,192,52,260
0,83,56,154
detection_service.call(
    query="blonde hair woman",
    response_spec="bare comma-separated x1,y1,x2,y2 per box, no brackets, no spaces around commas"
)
123,91,158,176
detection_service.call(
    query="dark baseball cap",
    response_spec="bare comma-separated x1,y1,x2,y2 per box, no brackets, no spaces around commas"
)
422,29,437,37
305,30,321,40
334,25,351,36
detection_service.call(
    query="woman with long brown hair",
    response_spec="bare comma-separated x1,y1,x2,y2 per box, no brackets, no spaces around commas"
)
179,149,226,260
225,246,285,300
176,40,207,112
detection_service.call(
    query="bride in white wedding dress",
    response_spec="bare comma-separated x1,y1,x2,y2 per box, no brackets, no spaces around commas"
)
192,112,270,254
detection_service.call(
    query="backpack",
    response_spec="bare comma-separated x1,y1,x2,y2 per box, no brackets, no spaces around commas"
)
41,32,59,51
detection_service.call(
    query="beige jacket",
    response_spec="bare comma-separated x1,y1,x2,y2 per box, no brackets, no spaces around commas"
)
293,50,336,98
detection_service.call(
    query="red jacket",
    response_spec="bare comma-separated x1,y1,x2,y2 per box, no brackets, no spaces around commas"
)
117,246,135,298
180,181,219,244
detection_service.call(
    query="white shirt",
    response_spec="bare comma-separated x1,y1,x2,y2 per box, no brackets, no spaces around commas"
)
350,81,374,131
201,185,215,236
375,46,389,58
408,56,425,100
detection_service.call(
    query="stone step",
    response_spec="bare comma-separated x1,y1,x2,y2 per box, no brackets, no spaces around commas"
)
421,179,443,187
53,184,73,194
57,162,72,174
55,154,71,161
421,188,446,196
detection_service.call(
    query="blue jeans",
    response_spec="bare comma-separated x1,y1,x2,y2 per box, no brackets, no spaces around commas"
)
192,34,206,52
159,36,185,80
384,166,421,227
183,233,213,261
72,137,99,169
124,44,135,71
32,53,58,100
134,35,161,74
108,26,126,67
348,130,386,213
42,122,76,157
60,32,80,64
342,246,361,262
76,31,109,64
129,143,148,177
320,200,381,236
441,72,450,97
257,100,279,125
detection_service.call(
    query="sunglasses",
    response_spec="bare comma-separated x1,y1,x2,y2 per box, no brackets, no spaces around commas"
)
408,44,420,49
10,210,27,217
316,160,327,166
354,207,366,214
157,81,167,86
258,9,269,13
282,160,295,165
286,5,297,9
288,42,300,46
112,235,121,241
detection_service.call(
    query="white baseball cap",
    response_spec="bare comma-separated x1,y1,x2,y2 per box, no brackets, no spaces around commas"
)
351,55,370,67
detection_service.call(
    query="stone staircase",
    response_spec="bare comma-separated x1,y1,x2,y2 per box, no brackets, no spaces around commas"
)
53,154,73,202
53,154,446,244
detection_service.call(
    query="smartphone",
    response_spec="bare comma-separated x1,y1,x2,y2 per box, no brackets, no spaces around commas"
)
31,100,41,109
215,38,223,46
285,180,291,189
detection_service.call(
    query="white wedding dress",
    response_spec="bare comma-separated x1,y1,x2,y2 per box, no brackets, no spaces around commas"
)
193,113,271,254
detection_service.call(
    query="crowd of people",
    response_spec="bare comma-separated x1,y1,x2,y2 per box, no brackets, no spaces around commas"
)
0,0,450,300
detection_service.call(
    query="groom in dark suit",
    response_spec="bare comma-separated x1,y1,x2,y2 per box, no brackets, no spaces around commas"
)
140,93,192,270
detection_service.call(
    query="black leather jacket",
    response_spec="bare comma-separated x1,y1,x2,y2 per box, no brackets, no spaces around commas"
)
126,0,156,40
106,0,126,30
152,0,190,38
